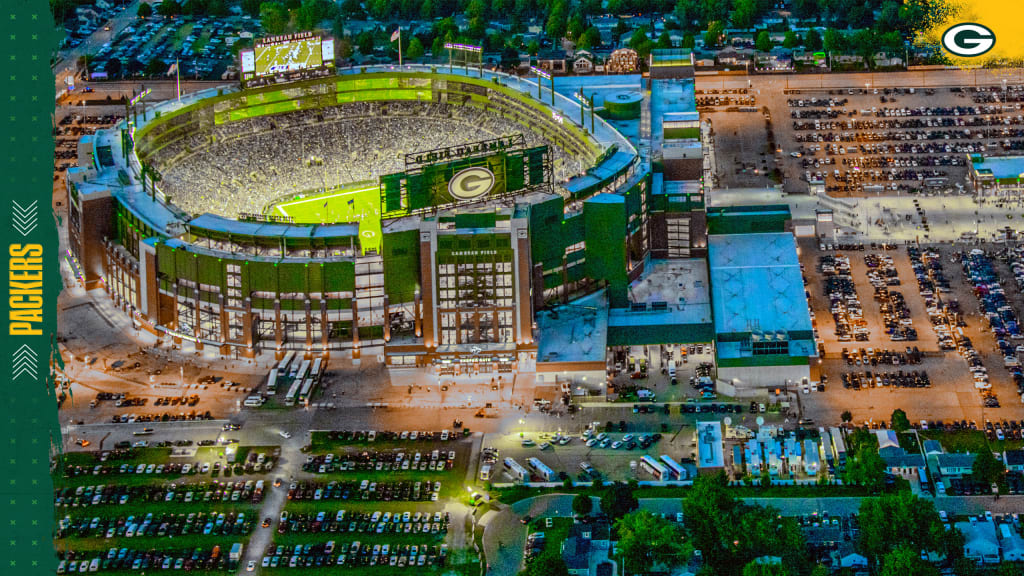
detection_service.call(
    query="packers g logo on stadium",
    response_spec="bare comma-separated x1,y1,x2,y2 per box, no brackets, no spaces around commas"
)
449,167,496,200
941,23,995,58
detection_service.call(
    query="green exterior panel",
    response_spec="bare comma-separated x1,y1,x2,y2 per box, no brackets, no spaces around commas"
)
584,195,628,307
607,322,714,346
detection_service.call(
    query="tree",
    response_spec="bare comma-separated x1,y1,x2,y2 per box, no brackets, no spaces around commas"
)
527,39,540,55
601,482,638,520
104,57,123,79
823,28,846,53
810,565,830,576
755,30,772,52
840,410,853,424
577,26,602,50
501,45,520,69
857,492,950,566
681,33,695,49
137,3,153,18
703,21,725,48
545,0,568,41
879,546,939,576
804,29,823,51
890,409,910,433
615,510,687,574
356,31,375,56
406,37,424,60
520,555,570,576
782,31,800,49
144,58,167,76
657,31,672,49
972,448,1005,486
336,36,353,60
843,429,886,492
742,561,790,576
674,0,699,30
241,0,263,16
259,2,290,35
951,557,979,576
156,0,182,15
875,0,900,33
572,493,593,516
730,0,758,29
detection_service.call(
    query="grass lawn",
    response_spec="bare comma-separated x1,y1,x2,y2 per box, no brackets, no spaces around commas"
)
919,430,1024,454
270,185,382,252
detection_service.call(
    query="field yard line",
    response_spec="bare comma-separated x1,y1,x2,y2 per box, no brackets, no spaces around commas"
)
278,187,378,209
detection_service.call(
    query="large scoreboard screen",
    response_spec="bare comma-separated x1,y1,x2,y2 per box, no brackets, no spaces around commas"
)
380,136,552,217
240,32,334,87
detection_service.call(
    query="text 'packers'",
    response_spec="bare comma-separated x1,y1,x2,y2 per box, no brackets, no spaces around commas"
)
9,244,43,335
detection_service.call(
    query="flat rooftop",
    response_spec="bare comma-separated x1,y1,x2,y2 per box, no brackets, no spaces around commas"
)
616,258,711,325
970,154,1024,179
708,232,812,336
536,289,609,364
696,420,724,468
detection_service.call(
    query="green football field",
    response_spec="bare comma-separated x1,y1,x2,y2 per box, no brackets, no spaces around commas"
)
272,185,383,253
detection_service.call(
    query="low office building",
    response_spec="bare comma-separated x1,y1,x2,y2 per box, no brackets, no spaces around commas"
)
696,420,724,472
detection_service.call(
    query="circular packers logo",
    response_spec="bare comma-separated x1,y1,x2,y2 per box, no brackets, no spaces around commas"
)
448,167,496,200
941,23,995,57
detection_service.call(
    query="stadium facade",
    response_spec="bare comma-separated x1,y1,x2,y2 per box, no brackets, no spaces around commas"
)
66,59,812,389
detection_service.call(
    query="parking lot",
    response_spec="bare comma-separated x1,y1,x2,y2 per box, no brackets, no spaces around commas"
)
800,240,1024,425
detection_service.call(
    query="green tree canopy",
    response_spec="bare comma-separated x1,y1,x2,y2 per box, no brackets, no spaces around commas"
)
879,546,940,576
891,409,910,432
804,29,823,51
259,1,290,35
615,510,688,574
755,30,772,52
572,493,593,516
972,448,1005,486
601,481,639,520
406,37,424,60
742,561,790,576
137,3,153,18
782,31,800,48
703,21,725,48
857,492,955,566
730,0,758,29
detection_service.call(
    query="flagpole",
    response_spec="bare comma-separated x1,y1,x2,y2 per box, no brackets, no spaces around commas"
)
175,57,181,102
398,29,403,67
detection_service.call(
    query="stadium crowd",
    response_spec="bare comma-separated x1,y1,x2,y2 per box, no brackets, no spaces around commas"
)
150,102,585,218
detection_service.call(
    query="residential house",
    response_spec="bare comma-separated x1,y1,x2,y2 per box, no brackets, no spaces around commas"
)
999,523,1024,562
879,446,926,476
923,440,944,457
957,519,1001,564
873,51,904,67
755,48,793,71
535,50,567,74
875,430,900,451
1003,449,1024,473
606,48,639,73
562,521,612,576
936,453,976,478
716,49,753,68
572,52,595,74
830,542,868,575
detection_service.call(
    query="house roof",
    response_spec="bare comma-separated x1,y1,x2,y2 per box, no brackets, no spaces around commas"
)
957,520,1000,552
562,535,590,570
937,453,976,470
922,439,943,455
880,448,925,470
1005,449,1024,466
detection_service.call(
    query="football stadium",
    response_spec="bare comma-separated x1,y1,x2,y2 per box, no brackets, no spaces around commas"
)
66,49,814,390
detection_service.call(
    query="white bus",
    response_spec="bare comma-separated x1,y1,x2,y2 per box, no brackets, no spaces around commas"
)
479,464,492,481
284,381,301,407
310,357,323,382
502,457,529,482
659,455,686,481
640,455,668,481
293,359,311,382
298,378,314,404
265,368,279,396
527,457,555,482
278,351,296,376
243,396,265,407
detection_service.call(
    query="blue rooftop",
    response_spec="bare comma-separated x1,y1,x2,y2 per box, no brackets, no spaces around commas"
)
708,233,812,336
971,155,1024,179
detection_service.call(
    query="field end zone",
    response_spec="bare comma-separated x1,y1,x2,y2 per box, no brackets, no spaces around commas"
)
271,185,383,253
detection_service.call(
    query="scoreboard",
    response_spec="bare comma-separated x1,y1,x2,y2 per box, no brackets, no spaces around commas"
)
240,32,334,87
380,136,551,217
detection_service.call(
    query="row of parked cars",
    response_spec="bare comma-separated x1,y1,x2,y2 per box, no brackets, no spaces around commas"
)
287,479,440,502
322,429,458,443
108,411,214,423
303,449,456,474
263,541,448,569
276,509,449,536
57,545,231,574
841,370,931,389
58,510,252,540
55,480,265,509
821,254,869,342
841,347,924,366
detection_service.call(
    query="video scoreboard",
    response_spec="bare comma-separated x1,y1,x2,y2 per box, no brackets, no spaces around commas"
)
240,32,334,87
380,136,553,217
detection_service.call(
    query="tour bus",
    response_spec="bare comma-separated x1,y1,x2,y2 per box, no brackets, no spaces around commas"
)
502,457,529,482
293,359,311,382
243,395,265,408
284,381,301,407
659,455,687,481
278,351,296,377
265,368,278,396
310,357,323,383
527,457,555,482
639,455,668,480
298,378,314,404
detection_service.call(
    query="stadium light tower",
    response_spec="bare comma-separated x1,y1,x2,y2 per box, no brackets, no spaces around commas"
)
529,66,552,102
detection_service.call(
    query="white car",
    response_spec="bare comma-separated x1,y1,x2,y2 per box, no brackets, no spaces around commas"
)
278,431,291,439
246,560,256,572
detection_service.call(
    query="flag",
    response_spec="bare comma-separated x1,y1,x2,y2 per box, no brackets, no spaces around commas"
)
390,29,400,42
323,200,329,207
347,198,355,206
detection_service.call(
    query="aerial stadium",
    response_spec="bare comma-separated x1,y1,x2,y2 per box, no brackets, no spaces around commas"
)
66,41,812,389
